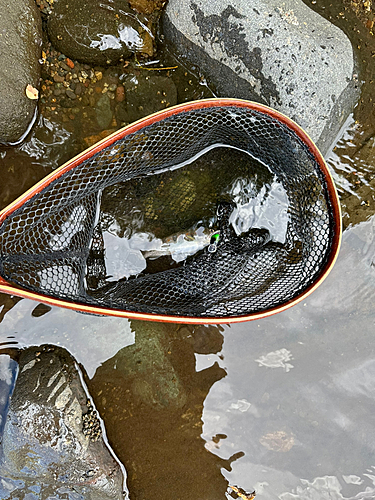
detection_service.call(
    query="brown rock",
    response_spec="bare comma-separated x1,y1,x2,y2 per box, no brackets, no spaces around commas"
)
66,89,76,99
74,83,82,95
53,74,65,83
115,85,125,102
66,57,75,68
59,61,71,71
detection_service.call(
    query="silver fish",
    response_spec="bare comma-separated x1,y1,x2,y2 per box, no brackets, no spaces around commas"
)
142,226,216,262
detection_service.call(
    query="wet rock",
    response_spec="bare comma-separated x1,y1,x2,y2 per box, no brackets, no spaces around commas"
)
0,355,18,435
96,94,113,129
0,345,127,499
116,85,125,102
117,73,177,123
163,0,359,155
0,0,42,144
48,0,154,65
66,89,77,100
53,73,65,83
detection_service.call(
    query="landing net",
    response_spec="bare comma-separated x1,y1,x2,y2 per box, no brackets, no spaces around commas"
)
0,100,341,321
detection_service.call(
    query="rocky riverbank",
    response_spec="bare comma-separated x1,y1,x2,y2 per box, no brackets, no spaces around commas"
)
38,43,179,149
0,0,172,146
0,0,363,154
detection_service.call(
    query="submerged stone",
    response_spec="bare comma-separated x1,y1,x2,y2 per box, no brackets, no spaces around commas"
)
0,345,127,499
116,73,177,123
48,0,155,65
96,94,113,130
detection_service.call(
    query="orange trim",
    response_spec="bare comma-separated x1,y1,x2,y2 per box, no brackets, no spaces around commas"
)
0,277,334,324
0,98,342,323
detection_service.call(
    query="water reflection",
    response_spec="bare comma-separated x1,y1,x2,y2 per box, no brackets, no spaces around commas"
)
18,115,76,169
0,294,22,325
0,311,251,499
199,214,375,499
0,299,135,378
87,321,244,500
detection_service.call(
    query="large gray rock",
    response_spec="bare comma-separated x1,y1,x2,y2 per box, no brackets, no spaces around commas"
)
163,0,359,155
0,0,42,144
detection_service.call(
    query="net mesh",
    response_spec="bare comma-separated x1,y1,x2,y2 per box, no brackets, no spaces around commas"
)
0,106,336,318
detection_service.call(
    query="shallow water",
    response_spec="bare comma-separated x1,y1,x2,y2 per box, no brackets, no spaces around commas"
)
0,0,375,498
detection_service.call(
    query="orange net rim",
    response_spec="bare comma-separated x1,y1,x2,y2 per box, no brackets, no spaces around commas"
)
0,98,342,324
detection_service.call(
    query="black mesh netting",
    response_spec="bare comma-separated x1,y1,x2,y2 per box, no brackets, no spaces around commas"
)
0,106,337,318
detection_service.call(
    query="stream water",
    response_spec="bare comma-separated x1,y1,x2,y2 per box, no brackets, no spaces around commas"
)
0,0,375,499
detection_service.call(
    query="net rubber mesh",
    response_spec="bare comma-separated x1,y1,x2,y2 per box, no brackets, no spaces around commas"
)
0,106,337,319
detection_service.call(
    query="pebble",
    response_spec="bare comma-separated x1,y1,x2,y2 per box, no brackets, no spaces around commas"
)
60,98,73,108
66,58,75,69
53,74,65,83
115,85,125,102
66,89,77,99
75,83,82,95
59,61,71,71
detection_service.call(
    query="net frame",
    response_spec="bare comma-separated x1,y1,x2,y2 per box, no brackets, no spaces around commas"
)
0,98,341,324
